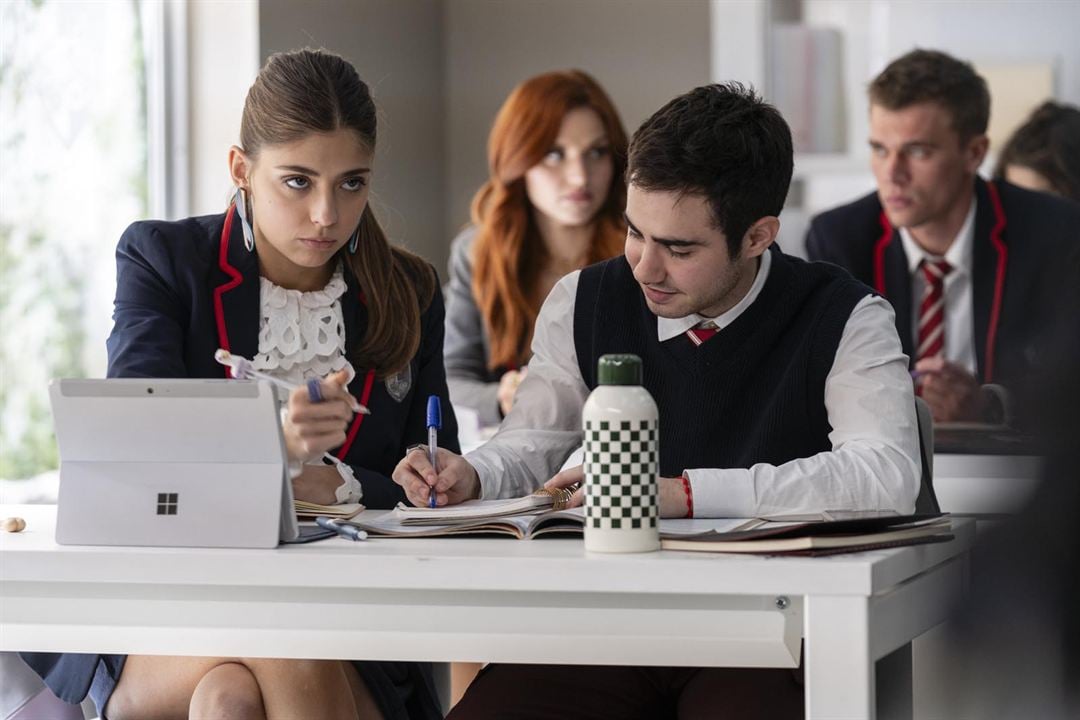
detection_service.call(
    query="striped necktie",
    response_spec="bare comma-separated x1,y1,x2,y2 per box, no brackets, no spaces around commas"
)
686,320,718,346
916,258,951,363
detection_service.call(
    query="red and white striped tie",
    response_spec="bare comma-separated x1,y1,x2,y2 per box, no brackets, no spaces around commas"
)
916,258,951,363
686,320,718,346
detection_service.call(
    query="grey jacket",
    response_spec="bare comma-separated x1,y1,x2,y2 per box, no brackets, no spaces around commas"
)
444,227,504,425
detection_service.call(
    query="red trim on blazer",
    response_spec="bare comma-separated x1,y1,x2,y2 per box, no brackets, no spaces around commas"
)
335,286,376,460
983,181,1008,383
873,210,892,295
213,206,379,458
875,186,1007,382
336,365,377,460
213,205,244,377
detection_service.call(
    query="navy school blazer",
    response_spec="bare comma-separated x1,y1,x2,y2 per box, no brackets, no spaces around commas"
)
105,207,460,508
22,209,458,709
806,177,1080,390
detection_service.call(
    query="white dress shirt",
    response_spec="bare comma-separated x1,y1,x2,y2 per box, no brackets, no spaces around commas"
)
466,251,921,517
899,198,977,374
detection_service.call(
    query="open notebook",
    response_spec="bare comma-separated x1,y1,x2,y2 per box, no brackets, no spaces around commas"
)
349,503,588,540
345,499,951,552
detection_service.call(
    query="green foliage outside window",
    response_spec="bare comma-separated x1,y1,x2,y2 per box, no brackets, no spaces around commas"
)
0,0,148,480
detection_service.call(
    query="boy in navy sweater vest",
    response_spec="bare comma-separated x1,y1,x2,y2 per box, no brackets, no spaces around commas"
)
395,83,920,719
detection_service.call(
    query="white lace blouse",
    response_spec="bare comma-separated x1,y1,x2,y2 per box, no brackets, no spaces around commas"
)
255,265,362,502
253,264,356,388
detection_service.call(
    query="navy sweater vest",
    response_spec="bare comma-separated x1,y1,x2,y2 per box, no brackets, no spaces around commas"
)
573,247,872,477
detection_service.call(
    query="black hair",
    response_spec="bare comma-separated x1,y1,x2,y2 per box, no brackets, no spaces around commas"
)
627,82,793,257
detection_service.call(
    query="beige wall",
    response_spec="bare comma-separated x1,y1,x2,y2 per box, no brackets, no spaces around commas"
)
443,0,711,269
259,0,446,270
256,0,711,277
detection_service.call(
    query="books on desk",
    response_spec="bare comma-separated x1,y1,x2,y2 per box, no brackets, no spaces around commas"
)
661,514,953,556
346,500,953,553
294,500,364,520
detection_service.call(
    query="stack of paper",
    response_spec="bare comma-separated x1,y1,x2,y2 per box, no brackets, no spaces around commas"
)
294,500,364,520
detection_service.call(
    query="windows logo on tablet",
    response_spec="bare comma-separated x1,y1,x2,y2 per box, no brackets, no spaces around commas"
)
156,493,179,516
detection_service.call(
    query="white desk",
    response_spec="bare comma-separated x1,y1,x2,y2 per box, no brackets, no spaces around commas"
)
932,453,1041,514
0,505,973,720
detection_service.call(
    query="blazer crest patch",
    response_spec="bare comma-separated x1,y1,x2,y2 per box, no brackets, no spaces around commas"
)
385,364,412,402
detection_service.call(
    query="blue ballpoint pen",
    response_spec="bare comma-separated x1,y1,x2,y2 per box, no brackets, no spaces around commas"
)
315,516,368,541
426,395,442,508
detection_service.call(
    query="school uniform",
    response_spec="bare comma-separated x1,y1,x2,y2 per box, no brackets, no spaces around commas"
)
444,226,512,426
23,206,457,719
450,246,922,718
806,177,1080,394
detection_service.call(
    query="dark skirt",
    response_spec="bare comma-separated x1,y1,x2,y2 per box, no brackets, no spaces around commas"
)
19,653,443,720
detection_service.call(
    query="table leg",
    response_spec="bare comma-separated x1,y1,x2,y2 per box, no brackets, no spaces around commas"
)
876,643,912,720
805,595,872,719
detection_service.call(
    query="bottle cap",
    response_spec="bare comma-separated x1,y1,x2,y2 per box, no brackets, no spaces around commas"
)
597,354,643,386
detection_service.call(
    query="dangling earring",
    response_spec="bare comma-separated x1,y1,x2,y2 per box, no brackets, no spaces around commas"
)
348,225,360,254
233,186,255,252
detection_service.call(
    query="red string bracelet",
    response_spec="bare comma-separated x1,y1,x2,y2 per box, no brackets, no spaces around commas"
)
679,474,694,519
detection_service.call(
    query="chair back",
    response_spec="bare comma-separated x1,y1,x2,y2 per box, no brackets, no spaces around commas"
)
914,397,940,513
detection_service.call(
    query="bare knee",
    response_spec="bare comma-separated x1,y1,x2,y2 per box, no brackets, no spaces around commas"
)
241,657,344,686
189,662,265,720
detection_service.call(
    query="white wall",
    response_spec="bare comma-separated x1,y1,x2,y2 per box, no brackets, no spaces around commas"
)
805,0,1080,166
757,0,1080,256
187,0,260,216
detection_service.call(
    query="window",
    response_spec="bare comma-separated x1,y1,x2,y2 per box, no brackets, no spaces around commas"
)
0,0,175,488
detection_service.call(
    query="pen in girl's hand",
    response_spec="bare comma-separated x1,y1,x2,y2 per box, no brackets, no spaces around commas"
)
214,349,369,414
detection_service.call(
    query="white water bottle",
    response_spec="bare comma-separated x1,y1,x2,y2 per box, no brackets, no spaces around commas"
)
583,354,660,553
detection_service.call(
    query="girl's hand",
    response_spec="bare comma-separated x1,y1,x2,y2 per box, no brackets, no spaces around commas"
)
291,464,344,505
282,369,356,462
497,368,527,417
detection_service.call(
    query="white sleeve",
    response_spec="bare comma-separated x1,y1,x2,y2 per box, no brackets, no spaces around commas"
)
685,295,921,517
466,271,590,499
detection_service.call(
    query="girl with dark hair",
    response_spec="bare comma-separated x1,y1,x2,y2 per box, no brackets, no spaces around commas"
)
445,70,628,425
21,48,455,720
995,100,1080,204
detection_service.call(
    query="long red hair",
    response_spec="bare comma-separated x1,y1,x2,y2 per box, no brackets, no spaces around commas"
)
471,70,628,371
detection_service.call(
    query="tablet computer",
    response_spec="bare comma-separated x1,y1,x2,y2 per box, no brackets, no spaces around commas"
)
49,378,299,548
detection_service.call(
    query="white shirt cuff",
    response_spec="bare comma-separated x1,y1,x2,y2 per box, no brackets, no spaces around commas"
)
466,451,500,500
685,468,757,517
332,462,363,503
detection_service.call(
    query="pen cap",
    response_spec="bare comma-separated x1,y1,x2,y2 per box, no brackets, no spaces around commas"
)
426,395,442,429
